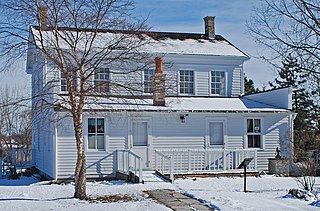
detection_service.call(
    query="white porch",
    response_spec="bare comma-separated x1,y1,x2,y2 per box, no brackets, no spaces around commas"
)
154,149,257,182
117,148,258,183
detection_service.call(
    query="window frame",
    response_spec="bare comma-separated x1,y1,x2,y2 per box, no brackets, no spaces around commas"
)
60,72,67,92
179,69,195,95
60,70,78,92
210,70,227,96
245,118,263,149
94,67,110,93
85,117,107,152
143,69,154,94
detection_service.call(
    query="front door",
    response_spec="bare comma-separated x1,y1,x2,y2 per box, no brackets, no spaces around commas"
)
206,120,226,170
130,121,150,169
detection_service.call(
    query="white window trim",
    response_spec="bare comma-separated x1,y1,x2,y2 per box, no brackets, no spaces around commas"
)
94,67,111,93
209,70,227,96
205,117,227,149
128,117,152,149
84,117,108,152
244,117,264,150
178,69,196,96
142,68,155,95
60,72,68,93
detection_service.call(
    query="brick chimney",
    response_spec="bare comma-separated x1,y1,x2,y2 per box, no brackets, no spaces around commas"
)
204,16,215,39
38,6,48,29
153,57,166,106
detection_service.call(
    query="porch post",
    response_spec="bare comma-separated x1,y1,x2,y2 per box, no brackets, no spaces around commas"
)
139,158,142,183
169,156,174,183
223,150,227,171
254,149,258,170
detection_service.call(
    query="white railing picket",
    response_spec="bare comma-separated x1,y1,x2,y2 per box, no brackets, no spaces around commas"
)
157,149,258,174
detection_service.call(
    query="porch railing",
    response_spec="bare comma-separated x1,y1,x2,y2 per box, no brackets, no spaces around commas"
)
154,149,257,181
116,150,143,183
155,150,174,182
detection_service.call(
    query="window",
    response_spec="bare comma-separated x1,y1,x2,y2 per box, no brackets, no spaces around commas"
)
88,118,105,150
247,119,261,148
144,69,154,93
211,71,226,95
60,72,67,92
60,71,78,92
209,122,224,145
179,70,194,94
94,68,110,93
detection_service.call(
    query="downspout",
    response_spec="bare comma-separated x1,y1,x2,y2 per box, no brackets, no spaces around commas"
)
54,122,58,180
289,112,297,166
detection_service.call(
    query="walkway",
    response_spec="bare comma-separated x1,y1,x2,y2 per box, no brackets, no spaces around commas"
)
143,171,212,210
146,189,212,211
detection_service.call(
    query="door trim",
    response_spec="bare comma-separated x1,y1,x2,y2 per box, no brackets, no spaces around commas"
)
128,117,152,167
205,117,227,149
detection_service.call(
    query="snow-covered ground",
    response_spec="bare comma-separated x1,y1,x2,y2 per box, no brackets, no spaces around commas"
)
0,174,319,211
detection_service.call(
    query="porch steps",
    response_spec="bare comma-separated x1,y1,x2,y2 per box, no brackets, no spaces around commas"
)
142,170,169,184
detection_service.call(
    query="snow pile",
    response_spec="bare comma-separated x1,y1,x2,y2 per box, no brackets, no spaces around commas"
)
0,174,319,210
288,189,318,202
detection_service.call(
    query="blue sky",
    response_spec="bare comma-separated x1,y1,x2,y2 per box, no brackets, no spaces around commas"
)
134,0,276,88
0,0,275,92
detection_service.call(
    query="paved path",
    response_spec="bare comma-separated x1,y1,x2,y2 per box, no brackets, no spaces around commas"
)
146,189,212,211
142,171,213,210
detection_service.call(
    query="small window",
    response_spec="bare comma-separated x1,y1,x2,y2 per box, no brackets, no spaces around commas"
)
60,72,67,92
211,71,226,95
88,118,105,150
144,69,154,93
247,119,261,148
60,71,78,92
94,68,110,93
179,70,194,94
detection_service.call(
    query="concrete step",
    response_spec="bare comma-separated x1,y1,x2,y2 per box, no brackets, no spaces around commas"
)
142,170,168,183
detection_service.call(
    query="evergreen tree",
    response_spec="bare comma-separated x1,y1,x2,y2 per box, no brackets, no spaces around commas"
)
244,76,259,95
270,54,319,160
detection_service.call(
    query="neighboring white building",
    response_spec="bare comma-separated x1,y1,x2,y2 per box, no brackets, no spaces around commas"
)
26,16,295,180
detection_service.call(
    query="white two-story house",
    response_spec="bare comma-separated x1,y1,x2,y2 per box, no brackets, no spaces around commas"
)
26,16,295,180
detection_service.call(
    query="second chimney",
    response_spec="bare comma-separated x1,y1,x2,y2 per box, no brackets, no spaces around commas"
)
204,16,215,39
153,57,166,106
38,6,48,29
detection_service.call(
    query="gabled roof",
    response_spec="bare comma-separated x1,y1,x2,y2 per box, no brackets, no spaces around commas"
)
30,26,249,58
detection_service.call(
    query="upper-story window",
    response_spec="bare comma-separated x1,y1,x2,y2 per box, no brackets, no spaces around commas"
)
247,118,261,148
211,71,226,95
144,69,154,93
179,70,194,94
94,68,110,93
60,70,78,92
60,72,67,92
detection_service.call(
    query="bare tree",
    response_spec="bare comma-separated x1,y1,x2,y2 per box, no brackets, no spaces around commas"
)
0,0,150,199
0,87,31,158
247,0,319,79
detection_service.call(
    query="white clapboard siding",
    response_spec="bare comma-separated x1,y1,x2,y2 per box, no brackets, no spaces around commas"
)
231,66,242,96
196,71,210,96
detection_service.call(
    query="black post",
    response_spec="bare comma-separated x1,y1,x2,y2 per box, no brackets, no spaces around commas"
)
244,165,247,192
